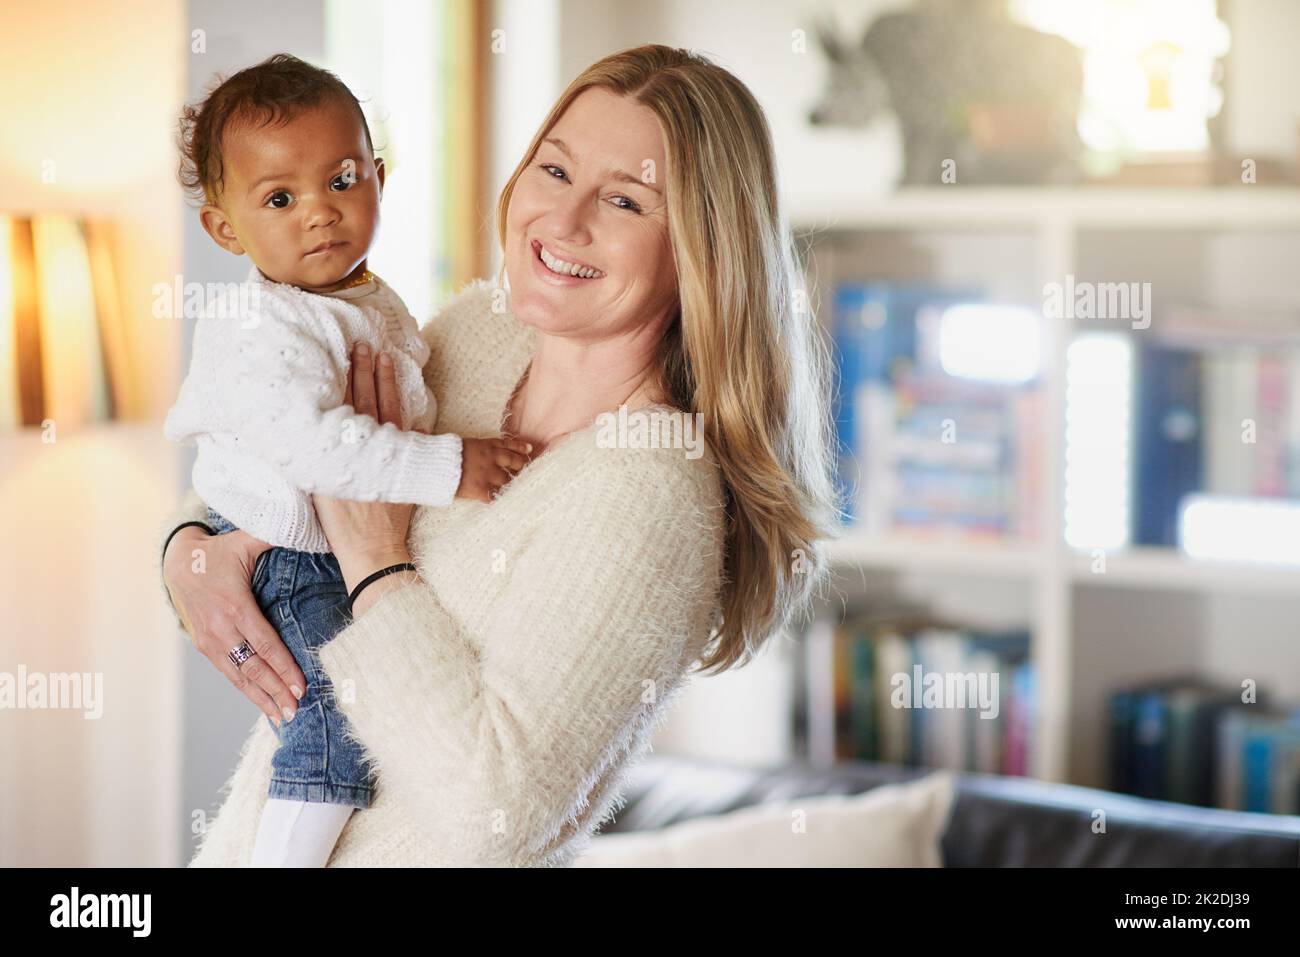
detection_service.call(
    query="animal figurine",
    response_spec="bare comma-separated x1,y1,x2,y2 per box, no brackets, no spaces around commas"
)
810,0,1084,185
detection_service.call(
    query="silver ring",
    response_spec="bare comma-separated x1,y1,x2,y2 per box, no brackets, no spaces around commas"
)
227,640,256,668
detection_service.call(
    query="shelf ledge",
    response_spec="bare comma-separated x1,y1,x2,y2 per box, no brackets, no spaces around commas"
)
791,186,1300,232
824,535,1300,596
1069,547,1300,596
825,533,1045,579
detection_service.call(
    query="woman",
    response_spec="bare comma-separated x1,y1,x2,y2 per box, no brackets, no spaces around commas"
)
160,44,839,866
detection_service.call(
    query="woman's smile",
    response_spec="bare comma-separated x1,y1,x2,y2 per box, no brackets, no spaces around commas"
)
529,238,604,286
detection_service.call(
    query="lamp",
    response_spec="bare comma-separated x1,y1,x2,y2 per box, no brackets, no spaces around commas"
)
0,214,129,430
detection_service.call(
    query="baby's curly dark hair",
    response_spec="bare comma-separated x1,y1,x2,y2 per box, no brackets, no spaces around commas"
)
177,53,374,206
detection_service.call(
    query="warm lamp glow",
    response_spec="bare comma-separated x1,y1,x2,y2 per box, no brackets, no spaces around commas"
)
0,220,14,427
32,216,108,425
1,214,120,430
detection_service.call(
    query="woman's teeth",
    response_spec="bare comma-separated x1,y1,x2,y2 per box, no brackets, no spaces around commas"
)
539,244,603,279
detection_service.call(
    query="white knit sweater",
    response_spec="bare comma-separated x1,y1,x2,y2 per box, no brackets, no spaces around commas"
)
159,280,727,867
162,265,463,553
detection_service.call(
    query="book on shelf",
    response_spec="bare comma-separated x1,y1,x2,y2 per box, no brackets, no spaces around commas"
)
831,281,1043,540
1108,678,1300,814
1134,345,1203,546
800,615,1033,776
1198,345,1300,501
1129,316,1300,548
1230,710,1300,815
833,283,957,525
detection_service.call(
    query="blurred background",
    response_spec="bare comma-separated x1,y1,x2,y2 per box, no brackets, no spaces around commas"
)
2,0,1299,866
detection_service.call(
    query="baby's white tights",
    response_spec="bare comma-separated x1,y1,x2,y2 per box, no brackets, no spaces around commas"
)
250,798,355,867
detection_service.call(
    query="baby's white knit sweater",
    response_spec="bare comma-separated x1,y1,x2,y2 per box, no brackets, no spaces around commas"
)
158,280,727,866
162,265,463,553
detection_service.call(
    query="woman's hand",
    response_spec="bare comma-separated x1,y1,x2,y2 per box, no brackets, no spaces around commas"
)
312,343,422,610
163,525,306,727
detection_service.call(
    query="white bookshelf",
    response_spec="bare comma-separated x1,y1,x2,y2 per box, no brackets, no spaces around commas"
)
798,186,1300,788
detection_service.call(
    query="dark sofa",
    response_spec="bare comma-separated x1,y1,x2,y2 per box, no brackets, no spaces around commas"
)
598,754,1300,867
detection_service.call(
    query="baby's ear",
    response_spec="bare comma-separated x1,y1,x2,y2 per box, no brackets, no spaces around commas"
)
199,203,245,257
375,156,386,194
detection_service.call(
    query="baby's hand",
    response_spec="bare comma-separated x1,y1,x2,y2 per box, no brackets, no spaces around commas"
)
457,436,533,502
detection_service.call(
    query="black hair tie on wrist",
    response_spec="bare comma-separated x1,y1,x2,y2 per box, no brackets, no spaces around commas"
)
163,520,216,565
347,563,418,618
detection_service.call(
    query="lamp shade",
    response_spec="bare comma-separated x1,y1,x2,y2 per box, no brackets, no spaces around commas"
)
0,214,126,430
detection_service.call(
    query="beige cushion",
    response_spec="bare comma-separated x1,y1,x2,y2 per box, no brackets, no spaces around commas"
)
573,770,956,867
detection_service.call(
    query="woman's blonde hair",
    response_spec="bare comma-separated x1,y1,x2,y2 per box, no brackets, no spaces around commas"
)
496,45,842,675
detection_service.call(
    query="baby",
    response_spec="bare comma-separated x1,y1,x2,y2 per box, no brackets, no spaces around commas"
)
163,54,527,866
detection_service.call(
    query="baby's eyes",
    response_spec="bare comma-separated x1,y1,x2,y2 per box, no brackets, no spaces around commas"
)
263,173,355,209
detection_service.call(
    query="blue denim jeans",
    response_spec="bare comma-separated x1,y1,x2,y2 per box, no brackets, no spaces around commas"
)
206,507,374,809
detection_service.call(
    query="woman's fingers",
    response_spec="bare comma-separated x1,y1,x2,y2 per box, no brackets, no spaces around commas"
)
347,341,405,427
233,646,301,724
196,619,284,726
189,576,304,723
196,609,302,724
166,523,309,726
351,342,377,416
226,531,307,704
209,648,281,727
236,604,307,705
374,351,403,427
